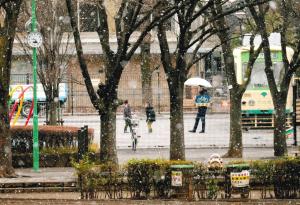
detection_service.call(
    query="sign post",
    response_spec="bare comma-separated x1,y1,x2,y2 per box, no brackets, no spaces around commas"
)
28,0,42,172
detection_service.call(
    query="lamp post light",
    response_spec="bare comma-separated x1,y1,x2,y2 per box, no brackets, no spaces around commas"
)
32,0,39,172
27,0,43,172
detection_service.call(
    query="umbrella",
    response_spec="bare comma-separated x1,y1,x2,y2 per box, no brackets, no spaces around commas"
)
184,77,212,88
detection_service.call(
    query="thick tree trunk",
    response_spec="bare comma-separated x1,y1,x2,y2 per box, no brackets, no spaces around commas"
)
0,37,14,177
273,101,288,156
99,102,118,164
169,82,185,160
0,95,14,177
141,42,153,106
224,89,243,158
48,100,58,125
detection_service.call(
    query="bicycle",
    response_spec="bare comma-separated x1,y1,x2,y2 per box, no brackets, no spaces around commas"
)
130,118,140,151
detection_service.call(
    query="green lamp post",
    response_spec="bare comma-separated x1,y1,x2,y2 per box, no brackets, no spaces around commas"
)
27,0,42,171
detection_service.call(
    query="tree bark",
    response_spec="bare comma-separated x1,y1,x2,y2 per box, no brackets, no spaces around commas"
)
0,37,14,177
273,99,288,156
0,0,22,176
0,99,14,177
224,89,243,157
48,100,58,125
169,80,185,160
99,103,118,164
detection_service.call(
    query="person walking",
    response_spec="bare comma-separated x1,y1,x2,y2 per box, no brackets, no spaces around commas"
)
189,88,211,133
145,102,156,133
123,100,133,133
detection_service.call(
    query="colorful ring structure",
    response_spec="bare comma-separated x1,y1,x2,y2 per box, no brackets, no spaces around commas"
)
9,85,34,126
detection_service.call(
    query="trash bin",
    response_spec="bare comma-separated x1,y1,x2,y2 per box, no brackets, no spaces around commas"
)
224,163,250,198
169,164,194,200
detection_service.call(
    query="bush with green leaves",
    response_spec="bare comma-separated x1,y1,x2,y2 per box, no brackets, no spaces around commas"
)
73,157,300,200
126,159,195,199
72,154,122,199
11,125,94,154
273,157,300,199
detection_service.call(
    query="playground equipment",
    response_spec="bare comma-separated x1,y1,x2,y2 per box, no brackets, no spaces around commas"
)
9,85,34,126
8,83,68,126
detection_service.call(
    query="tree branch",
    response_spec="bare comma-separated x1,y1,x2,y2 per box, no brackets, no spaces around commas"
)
66,0,99,110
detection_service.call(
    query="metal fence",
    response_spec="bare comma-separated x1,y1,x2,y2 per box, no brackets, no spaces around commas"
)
10,73,174,115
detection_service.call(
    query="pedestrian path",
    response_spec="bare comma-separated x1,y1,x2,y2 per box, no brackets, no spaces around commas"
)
0,168,76,193
16,114,298,149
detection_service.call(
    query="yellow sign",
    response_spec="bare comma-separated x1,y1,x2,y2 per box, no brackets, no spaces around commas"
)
230,170,250,188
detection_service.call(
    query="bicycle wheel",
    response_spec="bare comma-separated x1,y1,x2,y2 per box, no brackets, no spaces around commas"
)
132,137,137,151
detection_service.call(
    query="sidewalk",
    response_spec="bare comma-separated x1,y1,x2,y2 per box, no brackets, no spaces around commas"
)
0,147,297,190
1,196,300,205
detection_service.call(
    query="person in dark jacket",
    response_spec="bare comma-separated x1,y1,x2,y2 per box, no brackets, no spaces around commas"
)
123,100,133,133
189,88,211,133
145,102,156,133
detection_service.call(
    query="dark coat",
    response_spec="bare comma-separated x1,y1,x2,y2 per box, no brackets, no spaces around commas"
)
145,106,156,122
124,105,132,118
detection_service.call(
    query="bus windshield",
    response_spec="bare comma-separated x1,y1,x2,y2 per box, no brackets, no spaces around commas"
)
243,61,284,89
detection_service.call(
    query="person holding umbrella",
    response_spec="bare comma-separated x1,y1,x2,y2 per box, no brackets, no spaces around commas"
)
189,87,211,133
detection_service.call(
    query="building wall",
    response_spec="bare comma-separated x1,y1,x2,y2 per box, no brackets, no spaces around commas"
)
9,0,230,114
62,54,204,114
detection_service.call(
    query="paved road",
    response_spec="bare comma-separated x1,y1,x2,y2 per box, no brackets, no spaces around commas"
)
17,113,297,149
117,147,298,164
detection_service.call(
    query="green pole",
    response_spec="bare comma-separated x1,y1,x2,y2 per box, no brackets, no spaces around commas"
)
31,0,39,171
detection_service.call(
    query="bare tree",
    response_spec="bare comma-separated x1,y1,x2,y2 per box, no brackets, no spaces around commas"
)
0,0,22,177
66,0,177,164
211,0,263,157
248,0,300,156
16,0,72,125
157,0,264,159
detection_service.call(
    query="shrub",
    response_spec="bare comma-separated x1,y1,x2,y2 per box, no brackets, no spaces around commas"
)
126,159,194,199
73,155,122,199
72,157,300,200
127,159,161,198
273,157,300,199
11,125,94,153
250,160,274,198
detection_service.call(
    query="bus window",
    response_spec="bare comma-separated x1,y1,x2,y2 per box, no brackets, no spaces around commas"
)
273,62,284,85
243,62,268,88
243,61,284,89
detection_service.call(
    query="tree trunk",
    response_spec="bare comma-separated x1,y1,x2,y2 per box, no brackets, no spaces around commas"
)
224,89,243,158
48,100,58,125
273,101,288,156
141,42,153,106
99,102,118,164
169,82,185,160
0,37,14,177
0,95,14,177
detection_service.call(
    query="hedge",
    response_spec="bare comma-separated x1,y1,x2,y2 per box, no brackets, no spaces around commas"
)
74,157,300,200
11,125,94,154
126,159,194,198
13,147,98,168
